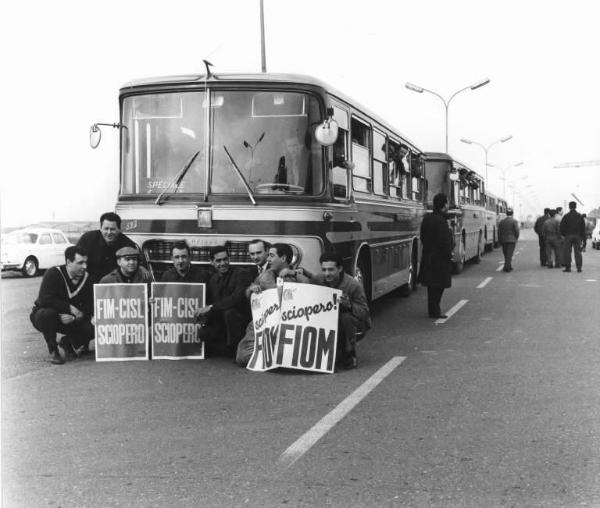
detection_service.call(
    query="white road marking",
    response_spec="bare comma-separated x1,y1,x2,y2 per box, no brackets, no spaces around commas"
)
496,264,505,272
477,277,493,288
435,299,468,324
277,356,406,469
585,279,597,282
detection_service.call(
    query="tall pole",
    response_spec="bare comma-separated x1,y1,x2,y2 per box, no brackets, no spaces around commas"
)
260,0,267,73
405,78,489,153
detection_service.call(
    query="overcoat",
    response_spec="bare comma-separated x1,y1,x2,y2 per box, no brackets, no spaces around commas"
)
418,210,453,289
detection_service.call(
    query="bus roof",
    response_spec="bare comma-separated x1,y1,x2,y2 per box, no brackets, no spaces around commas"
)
120,72,422,152
424,152,484,180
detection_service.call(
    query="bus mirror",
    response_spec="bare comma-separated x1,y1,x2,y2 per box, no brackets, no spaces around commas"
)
315,118,338,146
90,124,102,149
449,171,459,182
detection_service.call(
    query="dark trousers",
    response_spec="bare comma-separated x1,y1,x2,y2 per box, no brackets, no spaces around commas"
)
427,287,445,317
337,312,368,355
198,308,250,356
563,234,583,269
501,242,516,270
30,307,95,353
537,236,547,266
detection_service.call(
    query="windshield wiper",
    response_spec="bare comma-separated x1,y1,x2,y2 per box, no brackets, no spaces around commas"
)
155,150,201,205
223,145,257,206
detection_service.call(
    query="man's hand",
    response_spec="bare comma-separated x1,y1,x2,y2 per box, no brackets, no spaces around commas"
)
69,305,84,320
194,305,212,318
247,284,262,295
339,293,352,311
59,313,75,324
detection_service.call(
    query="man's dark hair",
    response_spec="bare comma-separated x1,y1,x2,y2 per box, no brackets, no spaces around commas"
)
248,239,270,251
544,208,550,215
270,243,293,264
171,241,191,256
100,212,122,229
568,201,577,209
549,209,557,217
433,193,448,211
65,245,87,263
319,251,344,269
556,206,563,213
582,213,587,218
209,245,228,260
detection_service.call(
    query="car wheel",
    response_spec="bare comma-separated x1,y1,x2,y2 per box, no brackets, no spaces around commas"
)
22,256,39,277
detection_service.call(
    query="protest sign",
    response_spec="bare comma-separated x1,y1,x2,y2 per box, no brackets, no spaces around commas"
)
246,288,280,372
274,282,341,374
94,284,148,361
151,283,205,359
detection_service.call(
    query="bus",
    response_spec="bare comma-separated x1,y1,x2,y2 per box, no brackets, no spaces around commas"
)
484,191,500,249
423,153,487,273
91,73,428,302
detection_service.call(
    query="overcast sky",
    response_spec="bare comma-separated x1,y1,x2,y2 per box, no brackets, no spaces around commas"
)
2,0,599,227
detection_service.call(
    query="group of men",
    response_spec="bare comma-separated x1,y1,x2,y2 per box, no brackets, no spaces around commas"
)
533,201,590,272
30,212,371,370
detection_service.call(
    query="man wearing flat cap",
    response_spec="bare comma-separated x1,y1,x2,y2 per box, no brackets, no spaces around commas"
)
498,208,520,272
99,246,153,284
559,201,586,272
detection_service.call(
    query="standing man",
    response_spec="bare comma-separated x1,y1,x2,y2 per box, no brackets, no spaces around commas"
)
248,239,270,277
582,214,594,252
30,246,95,364
196,246,253,357
542,209,562,268
418,193,453,319
308,252,371,370
236,243,310,367
498,208,520,272
560,201,586,273
99,246,152,284
161,241,209,282
534,208,550,267
76,212,140,283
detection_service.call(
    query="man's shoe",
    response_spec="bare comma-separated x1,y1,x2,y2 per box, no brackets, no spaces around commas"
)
577,268,582,272
77,345,92,357
430,314,448,319
342,352,358,370
563,268,571,272
58,339,78,361
547,264,553,268
49,350,64,365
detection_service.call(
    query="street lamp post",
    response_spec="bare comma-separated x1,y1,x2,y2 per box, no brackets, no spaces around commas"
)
405,78,490,152
460,135,513,187
489,161,523,197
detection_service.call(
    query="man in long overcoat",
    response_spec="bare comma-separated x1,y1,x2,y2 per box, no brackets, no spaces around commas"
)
418,193,453,319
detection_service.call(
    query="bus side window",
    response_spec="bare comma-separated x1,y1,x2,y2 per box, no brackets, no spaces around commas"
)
373,130,387,196
351,117,371,192
333,128,349,199
387,139,403,199
411,152,425,201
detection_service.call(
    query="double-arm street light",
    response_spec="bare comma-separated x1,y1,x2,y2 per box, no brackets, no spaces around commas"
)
460,135,513,187
405,78,490,152
489,161,524,198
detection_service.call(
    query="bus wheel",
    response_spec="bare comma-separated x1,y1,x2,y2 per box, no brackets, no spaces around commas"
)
398,245,418,297
354,254,372,303
453,241,465,274
473,233,483,264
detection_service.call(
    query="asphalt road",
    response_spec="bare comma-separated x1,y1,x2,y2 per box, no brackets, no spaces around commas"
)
2,229,599,507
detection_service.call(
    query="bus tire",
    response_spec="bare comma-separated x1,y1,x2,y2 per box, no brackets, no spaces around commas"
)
453,240,465,274
473,232,483,264
354,253,372,303
397,243,418,297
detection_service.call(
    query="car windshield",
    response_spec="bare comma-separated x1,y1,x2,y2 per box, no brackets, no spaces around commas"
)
120,90,324,198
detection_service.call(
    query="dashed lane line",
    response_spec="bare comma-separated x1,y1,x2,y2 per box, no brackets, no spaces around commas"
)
435,299,469,325
477,277,493,289
496,264,505,272
277,356,406,469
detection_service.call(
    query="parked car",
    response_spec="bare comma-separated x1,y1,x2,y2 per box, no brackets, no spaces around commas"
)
1,228,73,277
592,221,600,250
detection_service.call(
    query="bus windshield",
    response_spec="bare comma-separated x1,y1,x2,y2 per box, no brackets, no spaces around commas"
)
120,90,324,198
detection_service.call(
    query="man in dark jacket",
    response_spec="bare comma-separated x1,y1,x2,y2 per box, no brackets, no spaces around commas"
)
498,208,520,272
560,201,586,272
418,193,453,319
76,212,140,283
542,209,562,268
534,208,550,267
195,246,253,356
30,245,95,364
160,241,210,282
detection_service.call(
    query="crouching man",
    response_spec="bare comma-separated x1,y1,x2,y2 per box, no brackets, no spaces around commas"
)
99,246,152,284
310,252,371,370
30,246,95,364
